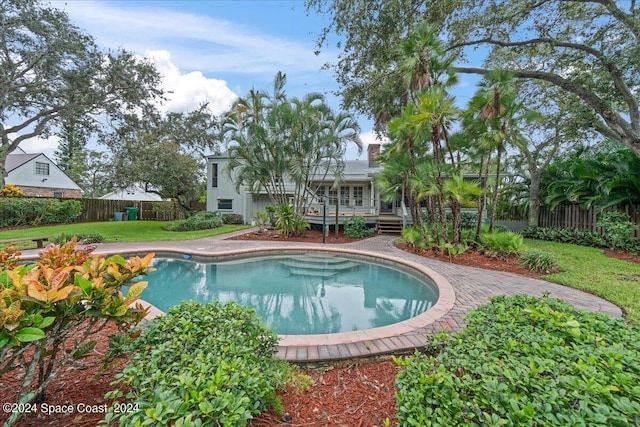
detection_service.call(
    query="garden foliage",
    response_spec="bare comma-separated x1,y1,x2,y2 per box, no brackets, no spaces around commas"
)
163,211,224,231
219,212,244,225
597,211,640,253
522,227,608,247
519,250,559,273
479,231,523,258
104,300,289,427
524,213,640,253
273,203,309,238
52,231,106,244
396,295,640,426
0,184,25,197
0,241,153,426
343,215,376,238
0,197,82,227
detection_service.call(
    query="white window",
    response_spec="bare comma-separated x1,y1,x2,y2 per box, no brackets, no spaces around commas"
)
353,186,364,207
340,186,350,206
35,162,49,175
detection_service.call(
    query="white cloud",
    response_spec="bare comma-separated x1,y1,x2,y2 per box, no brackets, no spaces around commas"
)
146,50,237,115
60,1,329,76
18,135,61,161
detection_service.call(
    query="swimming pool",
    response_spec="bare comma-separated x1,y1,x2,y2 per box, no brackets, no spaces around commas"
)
134,252,439,335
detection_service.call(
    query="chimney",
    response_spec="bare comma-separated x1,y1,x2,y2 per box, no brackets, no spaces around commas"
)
367,144,381,167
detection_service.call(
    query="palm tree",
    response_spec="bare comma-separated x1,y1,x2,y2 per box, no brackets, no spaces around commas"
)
443,175,482,244
385,22,459,229
223,72,361,215
411,85,461,243
466,70,527,236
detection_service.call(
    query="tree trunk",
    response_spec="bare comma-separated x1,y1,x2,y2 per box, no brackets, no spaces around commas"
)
528,171,541,227
450,198,461,244
488,140,504,233
474,152,492,242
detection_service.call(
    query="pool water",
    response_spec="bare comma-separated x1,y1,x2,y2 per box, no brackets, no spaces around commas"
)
134,254,438,335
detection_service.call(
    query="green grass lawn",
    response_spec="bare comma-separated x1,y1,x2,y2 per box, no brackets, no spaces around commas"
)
525,239,640,323
0,221,250,247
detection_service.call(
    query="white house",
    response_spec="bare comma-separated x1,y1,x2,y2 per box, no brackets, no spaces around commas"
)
5,147,82,198
206,144,401,227
100,186,164,201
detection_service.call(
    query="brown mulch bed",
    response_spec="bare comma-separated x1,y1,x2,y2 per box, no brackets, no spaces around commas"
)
227,228,365,244
3,230,637,426
0,322,127,427
603,249,640,264
395,243,544,278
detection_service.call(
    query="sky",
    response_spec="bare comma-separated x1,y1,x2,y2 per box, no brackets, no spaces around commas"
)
19,0,481,161
20,0,382,160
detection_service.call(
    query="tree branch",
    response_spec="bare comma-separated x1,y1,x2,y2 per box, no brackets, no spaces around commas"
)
573,0,640,39
455,66,634,143
449,37,639,130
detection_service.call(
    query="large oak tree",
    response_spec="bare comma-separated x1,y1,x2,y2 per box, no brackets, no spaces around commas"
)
308,0,640,158
0,0,162,185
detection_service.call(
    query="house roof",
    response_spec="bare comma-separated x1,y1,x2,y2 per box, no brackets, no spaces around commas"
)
6,153,40,172
100,186,164,201
310,160,383,182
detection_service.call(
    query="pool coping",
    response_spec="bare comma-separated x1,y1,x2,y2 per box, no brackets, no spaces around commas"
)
18,244,455,363
17,233,623,363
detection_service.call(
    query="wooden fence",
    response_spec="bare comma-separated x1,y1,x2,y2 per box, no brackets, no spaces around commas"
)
539,204,640,238
61,198,206,222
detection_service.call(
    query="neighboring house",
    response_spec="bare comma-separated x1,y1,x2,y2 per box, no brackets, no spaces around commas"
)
207,144,389,225
5,147,82,198
100,186,164,201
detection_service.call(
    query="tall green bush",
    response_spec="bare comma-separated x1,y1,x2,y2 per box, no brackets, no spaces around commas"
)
598,211,640,252
0,198,82,227
163,211,224,231
103,301,288,427
396,295,640,426
343,215,376,238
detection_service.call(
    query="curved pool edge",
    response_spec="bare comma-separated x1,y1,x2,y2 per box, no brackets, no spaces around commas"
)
129,245,456,362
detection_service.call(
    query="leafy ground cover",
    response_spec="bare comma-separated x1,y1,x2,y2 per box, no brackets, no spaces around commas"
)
396,295,640,426
104,301,289,426
0,221,249,248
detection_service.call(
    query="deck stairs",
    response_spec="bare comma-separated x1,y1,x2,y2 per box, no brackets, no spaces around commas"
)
377,215,403,235
280,256,360,278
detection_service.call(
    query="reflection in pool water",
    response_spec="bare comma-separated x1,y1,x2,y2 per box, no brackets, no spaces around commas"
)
135,254,438,335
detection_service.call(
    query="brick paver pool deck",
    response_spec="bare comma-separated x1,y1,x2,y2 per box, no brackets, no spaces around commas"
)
20,230,623,363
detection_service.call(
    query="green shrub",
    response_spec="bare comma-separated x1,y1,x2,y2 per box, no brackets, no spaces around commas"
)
479,231,523,258
265,205,277,227
598,211,640,253
163,211,224,231
220,212,244,225
52,232,106,245
252,210,269,230
273,203,308,237
438,242,468,259
522,227,608,247
344,215,376,238
0,197,82,227
401,225,432,250
519,250,559,273
103,301,289,427
395,294,640,426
